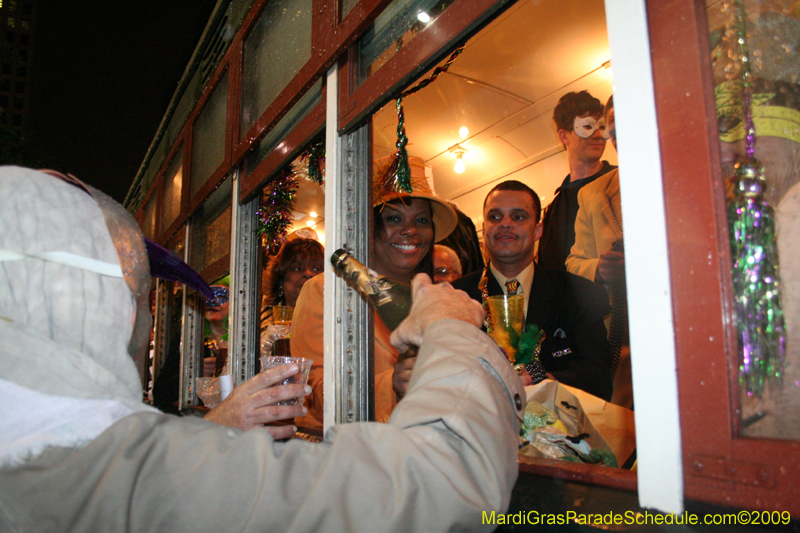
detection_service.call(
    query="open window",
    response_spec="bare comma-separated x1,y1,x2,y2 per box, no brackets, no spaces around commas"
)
340,0,635,476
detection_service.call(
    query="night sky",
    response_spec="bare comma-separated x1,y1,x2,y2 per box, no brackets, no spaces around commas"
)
29,0,218,204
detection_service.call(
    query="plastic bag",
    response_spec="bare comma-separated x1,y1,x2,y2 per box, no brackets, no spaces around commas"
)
260,324,291,356
195,377,221,408
520,380,635,467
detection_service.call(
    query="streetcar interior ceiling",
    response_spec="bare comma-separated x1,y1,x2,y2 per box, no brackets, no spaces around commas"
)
371,0,616,235
289,0,616,245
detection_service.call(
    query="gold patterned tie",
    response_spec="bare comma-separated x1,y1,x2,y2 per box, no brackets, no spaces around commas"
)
506,279,519,295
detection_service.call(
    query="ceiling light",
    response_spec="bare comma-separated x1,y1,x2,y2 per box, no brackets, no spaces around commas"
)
453,151,466,174
448,143,468,174
306,220,316,227
459,126,469,139
309,211,317,218
417,11,431,23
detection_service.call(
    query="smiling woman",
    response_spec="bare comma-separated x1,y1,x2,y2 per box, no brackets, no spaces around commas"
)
373,198,435,282
291,155,457,427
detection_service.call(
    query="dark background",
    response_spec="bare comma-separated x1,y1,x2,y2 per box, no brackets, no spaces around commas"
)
27,0,218,203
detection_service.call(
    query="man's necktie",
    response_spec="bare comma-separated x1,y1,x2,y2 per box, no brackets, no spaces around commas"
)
506,278,519,295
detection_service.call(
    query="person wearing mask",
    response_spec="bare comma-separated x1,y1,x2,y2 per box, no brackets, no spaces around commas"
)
538,90,615,271
567,95,632,408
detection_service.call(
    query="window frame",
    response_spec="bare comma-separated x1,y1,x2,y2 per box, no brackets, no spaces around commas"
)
157,140,188,243
336,0,640,491
229,0,331,165
186,61,234,212
648,0,800,515
336,0,513,133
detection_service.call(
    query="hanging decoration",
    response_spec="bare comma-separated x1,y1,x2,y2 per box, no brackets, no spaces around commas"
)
257,168,298,251
257,141,326,250
291,140,325,185
726,0,786,397
378,45,465,194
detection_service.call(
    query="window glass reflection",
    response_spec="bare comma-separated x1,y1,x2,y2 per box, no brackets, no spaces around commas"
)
244,78,322,177
191,72,229,197
142,193,157,240
190,176,232,275
340,0,358,22
356,0,456,84
240,0,312,137
707,0,800,440
160,147,184,234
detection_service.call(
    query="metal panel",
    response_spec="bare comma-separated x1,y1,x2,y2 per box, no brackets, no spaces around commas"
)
324,63,374,428
229,171,261,385
340,125,374,423
179,227,204,410
151,279,170,390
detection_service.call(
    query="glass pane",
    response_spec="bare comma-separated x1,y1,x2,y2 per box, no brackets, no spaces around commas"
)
706,0,800,440
190,176,232,274
239,0,312,137
191,72,229,197
362,0,637,463
244,78,323,176
151,280,185,415
257,147,325,429
142,193,157,239
356,0,457,84
170,225,187,260
340,0,358,21
160,146,184,234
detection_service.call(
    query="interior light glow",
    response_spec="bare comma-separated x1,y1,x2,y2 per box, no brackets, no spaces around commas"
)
309,211,317,218
306,220,315,227
417,11,431,23
454,152,466,174
459,126,469,139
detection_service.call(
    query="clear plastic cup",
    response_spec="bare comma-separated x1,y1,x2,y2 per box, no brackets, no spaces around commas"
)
259,356,312,406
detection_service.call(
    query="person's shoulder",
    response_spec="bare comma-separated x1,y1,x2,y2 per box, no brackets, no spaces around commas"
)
307,272,324,290
452,271,482,298
536,267,609,312
296,273,325,304
561,269,611,318
580,167,619,197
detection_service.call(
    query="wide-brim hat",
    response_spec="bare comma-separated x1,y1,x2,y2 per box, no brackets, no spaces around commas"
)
373,155,458,242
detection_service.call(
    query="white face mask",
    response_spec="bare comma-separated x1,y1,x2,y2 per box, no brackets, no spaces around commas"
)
573,115,609,139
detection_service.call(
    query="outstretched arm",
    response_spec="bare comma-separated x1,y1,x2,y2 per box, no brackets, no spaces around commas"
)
4,274,525,533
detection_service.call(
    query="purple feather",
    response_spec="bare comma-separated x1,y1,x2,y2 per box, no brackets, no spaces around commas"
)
144,239,214,299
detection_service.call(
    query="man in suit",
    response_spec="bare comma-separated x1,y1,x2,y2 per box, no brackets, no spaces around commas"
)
452,180,614,401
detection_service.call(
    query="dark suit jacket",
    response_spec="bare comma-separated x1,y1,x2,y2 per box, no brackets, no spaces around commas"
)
453,265,613,400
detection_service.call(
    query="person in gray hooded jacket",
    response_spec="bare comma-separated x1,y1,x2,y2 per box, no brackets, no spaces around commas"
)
0,166,525,533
